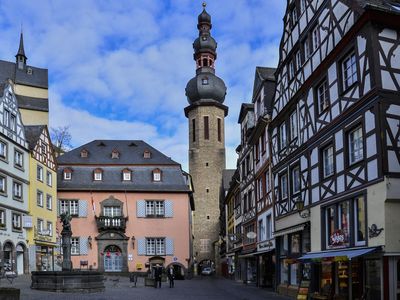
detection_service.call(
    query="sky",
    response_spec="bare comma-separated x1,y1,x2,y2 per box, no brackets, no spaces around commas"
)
0,0,286,171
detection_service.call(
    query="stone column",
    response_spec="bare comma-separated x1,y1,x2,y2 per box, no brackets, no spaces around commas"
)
62,229,72,271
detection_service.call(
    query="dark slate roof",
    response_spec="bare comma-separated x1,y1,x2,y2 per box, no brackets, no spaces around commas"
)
238,103,254,123
222,169,235,191
252,67,276,101
0,60,48,89
24,125,46,150
57,140,179,166
361,0,400,12
57,166,190,192
16,95,48,112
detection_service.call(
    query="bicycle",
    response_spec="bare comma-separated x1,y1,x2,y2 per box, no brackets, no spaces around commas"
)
0,265,17,284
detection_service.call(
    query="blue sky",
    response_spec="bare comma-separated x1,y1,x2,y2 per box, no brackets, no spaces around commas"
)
0,0,286,171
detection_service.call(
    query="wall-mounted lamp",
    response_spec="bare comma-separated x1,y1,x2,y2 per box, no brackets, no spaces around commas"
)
88,236,93,249
295,198,310,219
131,236,135,249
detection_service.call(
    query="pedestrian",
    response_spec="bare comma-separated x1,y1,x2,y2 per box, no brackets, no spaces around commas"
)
167,266,174,288
154,264,162,288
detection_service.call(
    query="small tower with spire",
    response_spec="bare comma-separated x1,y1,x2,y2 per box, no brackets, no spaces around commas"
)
16,32,27,70
184,3,228,272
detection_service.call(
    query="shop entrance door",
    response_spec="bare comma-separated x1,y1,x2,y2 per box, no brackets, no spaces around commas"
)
16,244,24,275
104,245,122,272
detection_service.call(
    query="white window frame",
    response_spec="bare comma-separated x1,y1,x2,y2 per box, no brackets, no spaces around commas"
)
123,171,131,181
0,210,5,226
3,109,10,128
292,166,301,194
103,206,121,217
37,165,43,181
12,213,21,230
312,26,320,52
279,122,287,150
46,194,52,210
94,171,102,181
64,171,72,180
348,126,363,165
289,111,298,141
280,173,288,200
47,222,53,237
145,200,164,217
13,181,22,199
153,171,161,182
60,200,79,216
37,218,44,233
323,145,334,178
10,114,16,132
0,141,6,159
46,171,52,186
342,52,358,90
14,150,23,168
37,190,43,207
0,176,5,193
317,79,330,113
71,237,80,255
146,238,165,256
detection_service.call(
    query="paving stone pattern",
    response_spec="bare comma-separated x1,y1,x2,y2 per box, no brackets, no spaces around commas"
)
1,275,292,300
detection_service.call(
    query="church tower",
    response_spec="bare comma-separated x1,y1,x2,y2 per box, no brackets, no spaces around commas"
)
185,3,228,271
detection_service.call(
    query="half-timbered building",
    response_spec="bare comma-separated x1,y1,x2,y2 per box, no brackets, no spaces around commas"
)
237,103,257,283
0,81,30,275
248,67,277,288
271,1,400,299
24,125,57,271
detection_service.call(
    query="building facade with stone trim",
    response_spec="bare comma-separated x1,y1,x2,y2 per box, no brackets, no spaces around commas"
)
56,140,194,276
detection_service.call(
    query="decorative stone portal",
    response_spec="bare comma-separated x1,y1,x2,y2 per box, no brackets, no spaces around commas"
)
96,231,129,273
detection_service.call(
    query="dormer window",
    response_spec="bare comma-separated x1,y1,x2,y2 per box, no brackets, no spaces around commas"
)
27,67,33,75
111,150,120,159
153,169,162,182
144,150,151,159
94,169,103,181
63,168,72,180
80,149,89,158
122,169,132,181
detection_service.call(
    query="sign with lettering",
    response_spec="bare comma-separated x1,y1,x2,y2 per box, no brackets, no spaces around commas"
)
330,230,345,246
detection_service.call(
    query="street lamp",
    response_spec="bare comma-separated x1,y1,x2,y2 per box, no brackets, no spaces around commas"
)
295,198,310,218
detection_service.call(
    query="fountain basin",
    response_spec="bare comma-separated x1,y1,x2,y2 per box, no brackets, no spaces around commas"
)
31,271,105,293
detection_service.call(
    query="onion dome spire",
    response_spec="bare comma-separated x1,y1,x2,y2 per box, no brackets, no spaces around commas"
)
185,3,227,106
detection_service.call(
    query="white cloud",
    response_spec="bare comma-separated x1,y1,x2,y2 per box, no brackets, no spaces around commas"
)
0,0,286,172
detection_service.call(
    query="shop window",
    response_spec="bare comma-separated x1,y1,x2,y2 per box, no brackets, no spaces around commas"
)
354,196,366,245
290,233,301,254
290,263,300,285
280,261,289,284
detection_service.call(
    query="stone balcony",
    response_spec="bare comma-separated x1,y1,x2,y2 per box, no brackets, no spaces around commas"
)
95,216,127,232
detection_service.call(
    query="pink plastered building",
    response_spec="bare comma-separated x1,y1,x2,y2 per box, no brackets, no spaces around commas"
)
56,140,194,277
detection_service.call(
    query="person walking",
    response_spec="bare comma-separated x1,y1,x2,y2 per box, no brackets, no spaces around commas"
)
167,266,175,288
154,264,162,288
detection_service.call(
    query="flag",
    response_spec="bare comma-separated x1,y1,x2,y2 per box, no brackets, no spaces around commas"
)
91,193,96,215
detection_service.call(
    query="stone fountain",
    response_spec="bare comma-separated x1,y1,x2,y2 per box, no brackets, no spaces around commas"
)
31,212,105,292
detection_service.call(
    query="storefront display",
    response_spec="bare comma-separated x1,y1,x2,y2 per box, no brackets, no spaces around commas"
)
36,246,54,271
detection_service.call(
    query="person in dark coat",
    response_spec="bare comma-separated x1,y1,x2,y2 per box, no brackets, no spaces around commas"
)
154,264,162,288
167,266,174,288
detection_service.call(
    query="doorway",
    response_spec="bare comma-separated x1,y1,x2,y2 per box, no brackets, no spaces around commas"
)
16,244,25,275
104,245,122,272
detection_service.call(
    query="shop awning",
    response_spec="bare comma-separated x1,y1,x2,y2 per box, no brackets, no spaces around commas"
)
298,247,379,261
273,224,305,237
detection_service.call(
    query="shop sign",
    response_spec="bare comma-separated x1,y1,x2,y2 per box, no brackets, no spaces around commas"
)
23,216,33,228
330,230,345,246
136,263,143,270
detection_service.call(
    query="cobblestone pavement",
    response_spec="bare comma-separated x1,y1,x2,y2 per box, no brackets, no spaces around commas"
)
0,274,292,300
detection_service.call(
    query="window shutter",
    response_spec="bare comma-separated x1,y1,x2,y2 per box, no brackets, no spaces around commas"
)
137,238,146,255
78,200,88,217
80,236,88,255
164,200,173,217
137,200,146,217
166,238,174,256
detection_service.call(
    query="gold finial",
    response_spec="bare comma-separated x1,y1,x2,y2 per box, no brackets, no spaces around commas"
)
202,2,207,9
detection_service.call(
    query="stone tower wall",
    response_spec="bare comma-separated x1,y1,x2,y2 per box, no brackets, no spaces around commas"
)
188,105,226,265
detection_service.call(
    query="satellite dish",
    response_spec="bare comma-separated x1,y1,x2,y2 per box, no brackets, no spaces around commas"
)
246,232,257,239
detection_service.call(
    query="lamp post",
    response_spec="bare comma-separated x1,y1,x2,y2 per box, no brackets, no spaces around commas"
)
295,198,310,218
